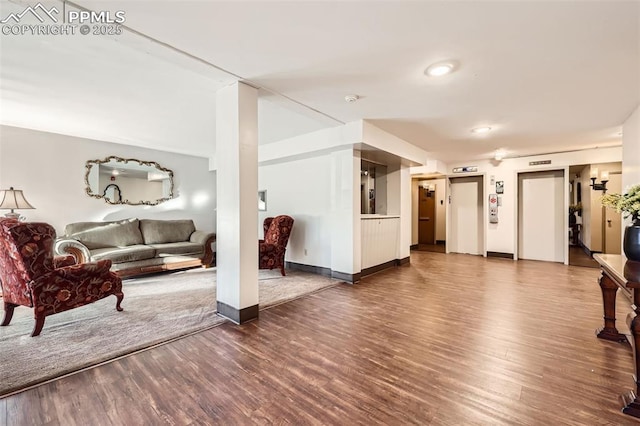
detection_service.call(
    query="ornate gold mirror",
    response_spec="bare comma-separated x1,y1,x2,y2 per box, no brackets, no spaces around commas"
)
85,156,174,205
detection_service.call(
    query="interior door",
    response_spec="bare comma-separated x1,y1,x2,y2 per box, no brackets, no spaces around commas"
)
449,176,483,255
604,173,622,254
518,170,565,262
418,187,436,244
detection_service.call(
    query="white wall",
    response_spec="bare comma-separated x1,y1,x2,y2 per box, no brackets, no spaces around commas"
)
0,126,216,235
447,146,622,255
258,148,361,275
257,120,423,277
623,105,640,227
258,153,333,269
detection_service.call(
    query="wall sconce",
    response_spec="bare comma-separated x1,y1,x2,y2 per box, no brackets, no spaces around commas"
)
0,187,35,219
590,168,608,192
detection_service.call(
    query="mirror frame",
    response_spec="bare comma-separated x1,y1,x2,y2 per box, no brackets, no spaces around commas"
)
84,156,174,206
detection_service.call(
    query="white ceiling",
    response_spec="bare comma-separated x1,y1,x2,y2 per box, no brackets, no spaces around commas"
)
1,0,638,164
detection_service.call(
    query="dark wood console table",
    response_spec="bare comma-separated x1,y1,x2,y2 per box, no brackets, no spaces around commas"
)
594,254,640,418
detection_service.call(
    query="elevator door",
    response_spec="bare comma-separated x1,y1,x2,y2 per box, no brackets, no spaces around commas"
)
418,187,436,244
518,170,565,262
449,176,483,255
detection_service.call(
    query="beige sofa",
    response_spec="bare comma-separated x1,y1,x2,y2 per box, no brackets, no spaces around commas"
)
54,218,216,278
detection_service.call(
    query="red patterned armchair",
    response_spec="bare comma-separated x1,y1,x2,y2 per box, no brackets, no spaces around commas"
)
259,215,294,276
0,220,123,336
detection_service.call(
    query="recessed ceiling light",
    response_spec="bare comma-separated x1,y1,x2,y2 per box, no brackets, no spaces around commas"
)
424,62,455,77
471,126,492,134
344,94,359,103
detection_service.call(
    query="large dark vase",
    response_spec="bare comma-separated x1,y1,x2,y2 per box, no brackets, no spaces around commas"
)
624,220,640,262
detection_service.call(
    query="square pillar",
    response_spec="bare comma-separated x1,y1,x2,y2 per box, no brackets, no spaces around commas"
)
330,148,361,282
215,82,259,324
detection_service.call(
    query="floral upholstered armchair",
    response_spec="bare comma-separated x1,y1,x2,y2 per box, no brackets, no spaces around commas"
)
0,219,123,336
259,215,294,276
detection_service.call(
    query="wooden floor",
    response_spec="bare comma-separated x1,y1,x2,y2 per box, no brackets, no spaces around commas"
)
412,243,446,253
569,245,600,268
2,252,639,425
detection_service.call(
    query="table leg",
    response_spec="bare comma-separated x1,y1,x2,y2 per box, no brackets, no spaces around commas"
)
597,271,627,342
623,309,640,417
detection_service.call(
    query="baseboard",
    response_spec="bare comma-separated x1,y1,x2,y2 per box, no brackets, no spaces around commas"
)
411,242,445,249
285,262,332,278
216,302,259,324
361,258,410,278
287,257,409,283
331,271,361,284
579,242,598,257
487,251,514,259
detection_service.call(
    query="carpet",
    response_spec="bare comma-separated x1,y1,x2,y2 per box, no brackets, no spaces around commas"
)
0,268,340,397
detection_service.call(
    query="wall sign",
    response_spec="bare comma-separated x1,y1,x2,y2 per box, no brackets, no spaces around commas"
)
489,193,499,223
452,166,478,173
496,181,504,194
529,160,551,166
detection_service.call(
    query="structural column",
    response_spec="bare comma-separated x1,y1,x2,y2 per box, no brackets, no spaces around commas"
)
330,148,361,282
215,82,259,324
387,164,411,263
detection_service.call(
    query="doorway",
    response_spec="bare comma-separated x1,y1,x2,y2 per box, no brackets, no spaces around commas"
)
448,175,484,255
518,170,565,263
418,185,436,244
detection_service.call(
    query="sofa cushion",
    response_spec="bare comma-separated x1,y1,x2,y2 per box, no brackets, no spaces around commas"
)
150,242,204,257
69,219,144,249
140,219,195,244
90,245,156,264
65,219,130,235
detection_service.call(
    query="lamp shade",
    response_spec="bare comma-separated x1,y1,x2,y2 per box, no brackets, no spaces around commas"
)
0,187,35,210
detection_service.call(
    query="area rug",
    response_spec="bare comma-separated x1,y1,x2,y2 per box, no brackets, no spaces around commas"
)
0,268,340,397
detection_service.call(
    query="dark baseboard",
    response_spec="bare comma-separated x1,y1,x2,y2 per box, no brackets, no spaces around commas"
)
216,302,259,324
331,270,361,284
436,240,446,245
286,261,360,283
286,262,332,278
410,244,419,250
287,257,409,283
487,251,514,259
361,258,410,278
580,242,598,257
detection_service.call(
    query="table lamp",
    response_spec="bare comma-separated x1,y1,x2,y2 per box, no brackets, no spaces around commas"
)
0,187,35,219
